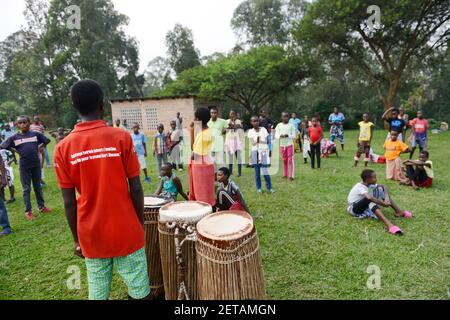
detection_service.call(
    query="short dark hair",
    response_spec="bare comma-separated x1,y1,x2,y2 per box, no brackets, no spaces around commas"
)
17,115,30,123
70,79,104,116
218,167,230,178
209,105,218,111
195,107,211,125
420,150,429,158
361,169,375,181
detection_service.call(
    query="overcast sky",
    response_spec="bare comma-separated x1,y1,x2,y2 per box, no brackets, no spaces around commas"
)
0,0,242,71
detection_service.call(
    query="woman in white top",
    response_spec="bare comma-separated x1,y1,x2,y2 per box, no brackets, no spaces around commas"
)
225,110,244,177
247,116,274,194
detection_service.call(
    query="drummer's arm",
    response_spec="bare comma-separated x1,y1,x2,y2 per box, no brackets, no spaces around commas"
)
155,178,163,196
173,176,188,200
129,176,144,226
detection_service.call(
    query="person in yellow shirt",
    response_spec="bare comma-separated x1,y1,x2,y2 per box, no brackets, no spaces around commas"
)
188,107,215,206
354,113,375,167
383,131,410,182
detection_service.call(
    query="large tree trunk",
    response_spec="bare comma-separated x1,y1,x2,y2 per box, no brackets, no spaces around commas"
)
383,74,401,129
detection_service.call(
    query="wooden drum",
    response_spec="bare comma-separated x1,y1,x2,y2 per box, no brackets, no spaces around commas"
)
158,201,212,300
143,196,173,299
196,211,266,300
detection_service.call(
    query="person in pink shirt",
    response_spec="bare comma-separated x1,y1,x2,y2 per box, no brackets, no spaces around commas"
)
409,110,429,159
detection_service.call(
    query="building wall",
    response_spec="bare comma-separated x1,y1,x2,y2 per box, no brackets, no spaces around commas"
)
110,97,196,136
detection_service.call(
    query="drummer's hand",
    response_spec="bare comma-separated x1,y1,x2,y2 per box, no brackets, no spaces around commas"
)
74,242,84,259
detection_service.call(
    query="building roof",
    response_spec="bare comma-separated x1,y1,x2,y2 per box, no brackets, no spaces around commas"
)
109,94,196,103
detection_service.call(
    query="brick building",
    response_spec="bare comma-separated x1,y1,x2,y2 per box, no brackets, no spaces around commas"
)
110,95,205,135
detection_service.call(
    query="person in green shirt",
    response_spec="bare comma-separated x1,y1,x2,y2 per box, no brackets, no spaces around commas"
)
207,106,228,168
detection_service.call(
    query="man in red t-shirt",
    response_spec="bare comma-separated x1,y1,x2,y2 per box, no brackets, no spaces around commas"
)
409,110,429,159
54,80,150,300
308,117,323,169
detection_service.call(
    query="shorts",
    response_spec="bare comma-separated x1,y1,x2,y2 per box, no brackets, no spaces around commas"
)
85,247,150,300
138,155,147,170
411,133,427,149
357,141,371,155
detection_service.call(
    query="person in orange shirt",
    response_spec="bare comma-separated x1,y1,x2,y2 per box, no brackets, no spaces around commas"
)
383,131,410,182
54,80,150,300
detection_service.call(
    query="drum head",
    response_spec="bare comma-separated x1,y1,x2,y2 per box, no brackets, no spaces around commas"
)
159,201,212,223
197,211,254,241
144,196,171,208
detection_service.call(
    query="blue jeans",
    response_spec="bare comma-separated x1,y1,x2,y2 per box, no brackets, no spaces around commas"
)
20,165,45,212
43,146,51,166
0,197,11,233
252,151,272,191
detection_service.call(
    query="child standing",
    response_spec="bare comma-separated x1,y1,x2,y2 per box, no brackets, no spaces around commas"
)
354,113,375,167
225,110,244,177
247,116,274,194
168,120,183,171
216,167,250,213
308,117,323,169
0,116,52,220
132,124,150,183
155,163,188,201
409,110,429,159
300,121,310,164
347,169,412,236
0,149,16,203
153,124,168,178
275,112,296,181
383,131,410,182
54,79,150,300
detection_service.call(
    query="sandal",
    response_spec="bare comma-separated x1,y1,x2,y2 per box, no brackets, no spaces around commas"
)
388,226,403,236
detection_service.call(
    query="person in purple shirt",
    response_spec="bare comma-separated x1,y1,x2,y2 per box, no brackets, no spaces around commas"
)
0,116,52,221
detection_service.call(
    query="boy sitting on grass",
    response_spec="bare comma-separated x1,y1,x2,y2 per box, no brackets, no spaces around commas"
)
402,151,433,189
154,163,188,202
215,167,250,213
347,169,413,236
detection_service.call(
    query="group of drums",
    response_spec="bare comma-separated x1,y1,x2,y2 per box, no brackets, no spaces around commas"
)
143,196,266,300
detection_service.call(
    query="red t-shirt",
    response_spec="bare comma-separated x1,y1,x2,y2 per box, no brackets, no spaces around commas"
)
308,126,323,144
410,118,429,134
54,120,144,259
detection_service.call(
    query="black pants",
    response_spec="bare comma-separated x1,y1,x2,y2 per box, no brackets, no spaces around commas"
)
405,165,428,184
352,185,385,215
310,143,321,169
19,166,45,212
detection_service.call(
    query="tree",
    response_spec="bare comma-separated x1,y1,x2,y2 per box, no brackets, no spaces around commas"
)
295,0,450,111
0,101,22,120
142,56,173,96
231,0,307,47
165,24,201,75
158,46,314,115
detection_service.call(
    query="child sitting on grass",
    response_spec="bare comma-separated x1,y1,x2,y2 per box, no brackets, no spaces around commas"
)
383,130,410,183
154,163,188,201
320,138,338,158
402,151,433,189
347,169,413,236
215,167,250,213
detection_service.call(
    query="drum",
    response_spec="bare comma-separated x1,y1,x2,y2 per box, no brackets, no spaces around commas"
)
158,201,212,300
196,210,266,300
143,196,173,299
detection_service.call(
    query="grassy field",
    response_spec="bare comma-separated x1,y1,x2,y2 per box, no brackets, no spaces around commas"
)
0,129,449,300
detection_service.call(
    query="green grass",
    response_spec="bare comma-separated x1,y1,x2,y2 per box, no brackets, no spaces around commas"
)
0,130,449,300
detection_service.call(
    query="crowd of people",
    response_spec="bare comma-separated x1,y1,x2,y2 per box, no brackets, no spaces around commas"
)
0,79,435,299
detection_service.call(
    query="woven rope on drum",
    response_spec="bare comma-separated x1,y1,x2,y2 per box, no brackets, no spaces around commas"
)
165,221,197,301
